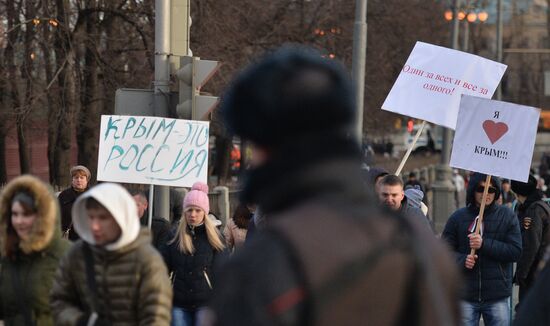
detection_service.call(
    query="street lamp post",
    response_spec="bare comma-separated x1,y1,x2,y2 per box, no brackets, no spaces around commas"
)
432,0,461,234
496,0,503,100
352,0,367,145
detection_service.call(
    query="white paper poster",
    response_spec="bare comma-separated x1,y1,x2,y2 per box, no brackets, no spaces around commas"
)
450,95,539,182
97,115,209,187
382,42,507,129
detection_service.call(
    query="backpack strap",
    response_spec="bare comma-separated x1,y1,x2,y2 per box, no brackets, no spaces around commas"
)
269,203,456,326
82,243,107,325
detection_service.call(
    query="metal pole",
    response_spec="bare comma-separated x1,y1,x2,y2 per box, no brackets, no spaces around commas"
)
153,0,170,219
352,0,367,145
496,0,503,100
432,0,460,233
441,0,460,166
463,21,469,52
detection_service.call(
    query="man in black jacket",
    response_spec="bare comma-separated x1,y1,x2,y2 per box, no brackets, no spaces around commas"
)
130,190,171,250
511,175,550,307
206,46,460,326
442,173,522,326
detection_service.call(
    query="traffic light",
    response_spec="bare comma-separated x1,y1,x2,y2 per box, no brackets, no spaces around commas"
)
175,56,220,120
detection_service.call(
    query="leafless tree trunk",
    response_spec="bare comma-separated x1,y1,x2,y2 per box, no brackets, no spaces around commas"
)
5,1,26,174
16,0,39,174
50,0,74,186
76,0,101,178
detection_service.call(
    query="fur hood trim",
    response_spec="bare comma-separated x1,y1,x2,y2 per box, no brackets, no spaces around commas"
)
0,175,59,256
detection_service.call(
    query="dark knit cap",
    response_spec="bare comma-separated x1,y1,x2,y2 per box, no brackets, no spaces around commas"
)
221,45,355,148
511,174,538,197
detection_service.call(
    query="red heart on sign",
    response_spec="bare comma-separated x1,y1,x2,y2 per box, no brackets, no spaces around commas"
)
482,120,508,144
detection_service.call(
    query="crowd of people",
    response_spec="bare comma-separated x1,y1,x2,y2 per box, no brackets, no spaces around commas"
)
1,45,550,325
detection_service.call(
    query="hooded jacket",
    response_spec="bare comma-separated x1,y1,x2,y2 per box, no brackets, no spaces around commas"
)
0,175,70,326
442,173,522,302
50,183,172,325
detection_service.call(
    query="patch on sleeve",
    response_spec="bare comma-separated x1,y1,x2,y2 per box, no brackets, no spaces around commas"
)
522,217,532,230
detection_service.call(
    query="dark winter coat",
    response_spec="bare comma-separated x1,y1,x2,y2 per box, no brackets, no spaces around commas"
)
161,224,224,310
58,187,87,240
514,256,550,325
140,215,172,250
0,175,71,326
209,138,461,326
400,194,432,231
514,192,550,292
442,173,522,302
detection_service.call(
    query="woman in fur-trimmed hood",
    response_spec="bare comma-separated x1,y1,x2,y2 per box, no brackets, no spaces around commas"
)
0,175,70,326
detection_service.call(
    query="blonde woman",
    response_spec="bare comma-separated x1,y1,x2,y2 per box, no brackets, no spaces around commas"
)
161,182,225,326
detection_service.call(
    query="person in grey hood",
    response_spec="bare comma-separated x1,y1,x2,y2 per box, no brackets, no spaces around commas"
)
50,183,173,325
442,173,521,326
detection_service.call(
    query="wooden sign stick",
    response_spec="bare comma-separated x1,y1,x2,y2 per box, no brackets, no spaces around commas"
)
395,120,426,176
469,174,492,255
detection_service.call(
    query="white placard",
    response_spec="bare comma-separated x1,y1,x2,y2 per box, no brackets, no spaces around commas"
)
97,115,209,187
382,41,507,129
450,95,539,182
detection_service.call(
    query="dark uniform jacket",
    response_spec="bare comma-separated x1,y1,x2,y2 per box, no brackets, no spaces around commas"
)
514,192,550,296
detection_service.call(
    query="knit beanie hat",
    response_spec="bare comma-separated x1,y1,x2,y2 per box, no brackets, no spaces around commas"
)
511,174,537,197
183,182,210,214
70,165,91,181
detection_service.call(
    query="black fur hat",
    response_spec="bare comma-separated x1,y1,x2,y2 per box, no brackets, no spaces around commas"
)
221,45,355,148
511,174,538,197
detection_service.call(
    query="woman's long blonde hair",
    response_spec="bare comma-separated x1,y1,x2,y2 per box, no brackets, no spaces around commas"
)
171,208,225,254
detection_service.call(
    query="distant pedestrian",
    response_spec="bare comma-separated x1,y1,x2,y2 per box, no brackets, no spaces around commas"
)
405,171,425,194
58,165,91,240
511,174,550,308
50,183,172,325
500,179,516,208
131,189,171,250
223,203,252,253
207,45,460,325
0,175,71,326
453,169,466,208
161,182,226,326
442,173,521,326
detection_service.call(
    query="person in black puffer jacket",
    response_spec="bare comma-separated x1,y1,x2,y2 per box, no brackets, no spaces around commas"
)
442,172,522,326
161,182,226,326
